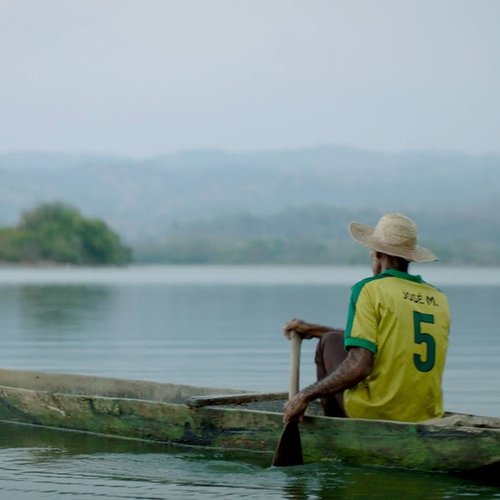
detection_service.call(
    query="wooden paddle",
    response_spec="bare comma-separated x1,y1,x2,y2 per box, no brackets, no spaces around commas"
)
272,330,304,466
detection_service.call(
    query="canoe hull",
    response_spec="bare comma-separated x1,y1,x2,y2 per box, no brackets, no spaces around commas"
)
0,369,499,476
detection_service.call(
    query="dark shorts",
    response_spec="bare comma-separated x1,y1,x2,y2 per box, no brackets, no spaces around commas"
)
315,330,347,417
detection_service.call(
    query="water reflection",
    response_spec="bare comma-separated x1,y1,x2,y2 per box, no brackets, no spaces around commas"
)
279,463,500,499
18,285,112,338
0,421,269,466
0,421,165,457
2,422,499,500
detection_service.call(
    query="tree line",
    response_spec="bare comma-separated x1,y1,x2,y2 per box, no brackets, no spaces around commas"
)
134,235,500,266
134,207,500,266
2,202,499,266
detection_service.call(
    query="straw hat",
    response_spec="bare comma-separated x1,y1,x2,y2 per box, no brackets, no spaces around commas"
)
348,213,438,263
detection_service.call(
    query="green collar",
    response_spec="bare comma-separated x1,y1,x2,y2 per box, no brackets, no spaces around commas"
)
382,268,423,283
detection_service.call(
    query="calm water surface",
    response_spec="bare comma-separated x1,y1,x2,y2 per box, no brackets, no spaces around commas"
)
0,265,499,499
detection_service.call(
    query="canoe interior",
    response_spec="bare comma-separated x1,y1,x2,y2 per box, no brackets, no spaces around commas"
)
0,368,306,414
1,368,498,427
1,367,500,426
0,368,242,403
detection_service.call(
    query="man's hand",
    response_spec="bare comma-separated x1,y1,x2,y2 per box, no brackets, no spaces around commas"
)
283,391,309,424
283,318,335,339
283,318,314,339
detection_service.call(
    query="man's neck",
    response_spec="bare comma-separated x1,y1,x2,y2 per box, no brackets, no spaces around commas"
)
380,255,409,273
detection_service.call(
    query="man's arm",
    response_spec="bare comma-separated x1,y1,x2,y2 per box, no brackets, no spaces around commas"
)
283,318,344,339
283,346,374,423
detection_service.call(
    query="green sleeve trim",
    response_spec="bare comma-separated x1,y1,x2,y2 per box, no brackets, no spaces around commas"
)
345,277,372,337
345,274,387,338
344,337,378,354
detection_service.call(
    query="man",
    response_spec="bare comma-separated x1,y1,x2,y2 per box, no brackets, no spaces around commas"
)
283,213,450,423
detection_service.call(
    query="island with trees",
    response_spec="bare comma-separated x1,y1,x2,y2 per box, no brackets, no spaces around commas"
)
0,202,131,265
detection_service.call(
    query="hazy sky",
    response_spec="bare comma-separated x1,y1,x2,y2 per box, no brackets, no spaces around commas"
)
1,0,499,156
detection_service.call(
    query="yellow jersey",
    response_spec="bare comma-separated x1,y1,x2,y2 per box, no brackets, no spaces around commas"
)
343,269,450,422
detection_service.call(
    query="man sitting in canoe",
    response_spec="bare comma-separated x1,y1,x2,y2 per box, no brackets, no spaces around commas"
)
283,213,451,423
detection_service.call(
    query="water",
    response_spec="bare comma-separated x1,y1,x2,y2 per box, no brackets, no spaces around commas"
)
0,265,499,499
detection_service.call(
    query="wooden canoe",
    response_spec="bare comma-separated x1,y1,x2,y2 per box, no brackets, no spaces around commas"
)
0,368,499,478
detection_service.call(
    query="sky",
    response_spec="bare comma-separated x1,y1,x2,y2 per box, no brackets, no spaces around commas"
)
1,0,499,157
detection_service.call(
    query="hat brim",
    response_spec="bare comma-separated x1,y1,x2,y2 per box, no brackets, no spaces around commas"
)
349,222,438,263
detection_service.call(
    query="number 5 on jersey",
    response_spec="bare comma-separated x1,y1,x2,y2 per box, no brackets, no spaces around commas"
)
413,311,436,372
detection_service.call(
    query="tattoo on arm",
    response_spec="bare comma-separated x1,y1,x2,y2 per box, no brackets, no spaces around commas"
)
302,347,373,402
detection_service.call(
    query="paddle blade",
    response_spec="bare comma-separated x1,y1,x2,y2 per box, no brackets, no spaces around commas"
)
272,421,303,467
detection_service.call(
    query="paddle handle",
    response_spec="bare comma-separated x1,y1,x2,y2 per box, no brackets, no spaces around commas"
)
272,330,305,467
289,331,302,399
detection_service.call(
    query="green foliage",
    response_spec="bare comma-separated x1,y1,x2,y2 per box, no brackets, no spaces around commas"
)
0,202,131,265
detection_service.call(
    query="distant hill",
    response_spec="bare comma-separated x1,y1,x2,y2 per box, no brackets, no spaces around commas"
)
0,146,499,264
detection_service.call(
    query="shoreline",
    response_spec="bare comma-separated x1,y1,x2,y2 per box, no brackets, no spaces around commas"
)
0,264,499,286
